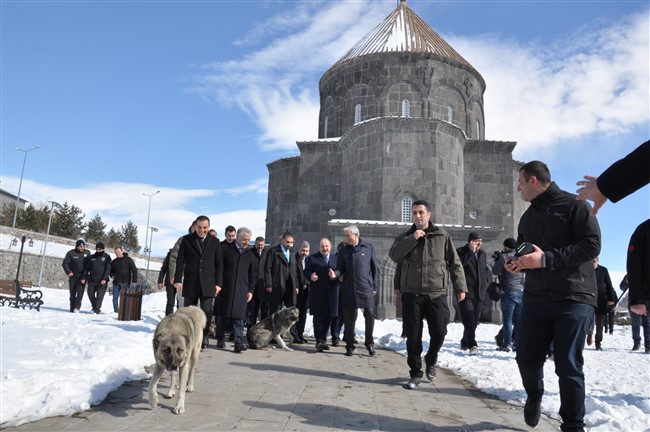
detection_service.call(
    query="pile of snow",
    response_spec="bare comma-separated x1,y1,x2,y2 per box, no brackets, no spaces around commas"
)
1,288,648,430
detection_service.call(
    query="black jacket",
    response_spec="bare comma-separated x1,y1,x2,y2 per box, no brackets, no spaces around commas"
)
597,140,650,203
158,251,173,288
456,244,491,301
217,242,255,320
335,239,379,310
249,246,267,299
517,182,601,305
594,265,616,315
62,248,90,275
110,255,138,284
174,233,224,298
264,244,299,306
627,218,650,305
83,252,112,284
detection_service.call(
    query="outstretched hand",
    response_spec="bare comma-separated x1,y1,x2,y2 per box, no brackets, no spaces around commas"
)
576,175,608,216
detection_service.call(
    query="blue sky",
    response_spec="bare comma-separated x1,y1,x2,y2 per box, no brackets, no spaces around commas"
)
1,0,648,273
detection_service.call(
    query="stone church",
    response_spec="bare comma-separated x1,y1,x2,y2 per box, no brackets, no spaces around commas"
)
265,0,525,320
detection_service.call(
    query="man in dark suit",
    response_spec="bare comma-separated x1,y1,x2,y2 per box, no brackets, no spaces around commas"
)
264,231,300,342
294,241,311,344
173,215,223,349
456,232,491,355
305,238,340,352
247,236,267,326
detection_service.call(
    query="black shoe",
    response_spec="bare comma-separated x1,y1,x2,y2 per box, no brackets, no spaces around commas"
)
316,343,324,352
201,336,209,350
228,333,235,341
367,345,376,356
345,346,355,356
425,364,436,381
293,338,305,344
331,339,339,347
216,340,225,349
234,344,247,353
524,396,542,427
322,344,330,351
632,342,640,351
406,376,421,390
595,344,603,351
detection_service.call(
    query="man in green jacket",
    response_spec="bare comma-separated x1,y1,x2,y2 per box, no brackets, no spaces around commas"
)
389,199,467,390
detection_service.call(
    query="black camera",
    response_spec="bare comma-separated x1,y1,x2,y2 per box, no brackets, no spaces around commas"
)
491,251,502,261
515,242,534,257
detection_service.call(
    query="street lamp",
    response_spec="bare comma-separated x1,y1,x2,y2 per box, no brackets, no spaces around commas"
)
142,190,160,261
12,145,40,228
14,235,27,304
144,226,158,289
38,201,61,287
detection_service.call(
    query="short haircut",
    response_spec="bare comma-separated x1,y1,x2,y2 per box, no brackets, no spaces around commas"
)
237,227,252,237
255,236,265,243
114,246,122,251
281,230,294,239
225,225,236,234
300,241,310,249
412,199,431,212
344,225,360,236
196,215,210,224
520,161,551,185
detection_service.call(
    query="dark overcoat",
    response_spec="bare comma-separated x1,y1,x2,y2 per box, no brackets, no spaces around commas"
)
335,239,379,310
304,252,339,317
456,244,491,301
217,242,255,320
595,265,616,315
174,233,223,298
249,246,267,300
264,244,299,306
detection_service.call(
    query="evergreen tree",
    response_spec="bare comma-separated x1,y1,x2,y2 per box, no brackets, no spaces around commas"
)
106,228,121,249
18,203,49,232
0,202,17,226
51,202,86,239
86,214,107,244
119,220,140,252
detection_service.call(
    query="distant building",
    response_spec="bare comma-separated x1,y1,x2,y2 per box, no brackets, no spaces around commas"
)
265,0,525,320
0,188,28,213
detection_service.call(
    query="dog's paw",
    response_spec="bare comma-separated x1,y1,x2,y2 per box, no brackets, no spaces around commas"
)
173,402,185,415
165,388,176,398
283,347,294,352
149,394,159,409
187,384,195,392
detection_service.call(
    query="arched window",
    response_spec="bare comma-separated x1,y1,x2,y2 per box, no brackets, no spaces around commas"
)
401,196,413,223
354,104,362,124
476,120,480,139
402,99,410,117
324,116,329,138
447,106,453,124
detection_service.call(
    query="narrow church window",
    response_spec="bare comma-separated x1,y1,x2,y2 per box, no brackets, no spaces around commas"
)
402,99,410,117
401,196,413,223
447,106,453,123
476,120,480,139
354,104,362,124
324,116,329,138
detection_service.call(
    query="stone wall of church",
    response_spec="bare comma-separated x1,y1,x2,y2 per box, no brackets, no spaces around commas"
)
265,156,300,242
319,52,485,140
338,117,465,225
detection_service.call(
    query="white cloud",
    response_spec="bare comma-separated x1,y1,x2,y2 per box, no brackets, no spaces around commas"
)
195,4,649,158
2,177,268,256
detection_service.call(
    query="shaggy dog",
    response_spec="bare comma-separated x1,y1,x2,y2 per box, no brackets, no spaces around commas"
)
247,306,299,351
148,306,206,414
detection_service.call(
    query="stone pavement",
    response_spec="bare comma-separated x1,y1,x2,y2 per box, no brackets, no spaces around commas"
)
8,339,560,431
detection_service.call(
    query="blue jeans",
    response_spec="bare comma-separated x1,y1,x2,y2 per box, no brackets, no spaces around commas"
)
630,307,650,347
516,300,594,432
501,290,523,349
112,283,130,313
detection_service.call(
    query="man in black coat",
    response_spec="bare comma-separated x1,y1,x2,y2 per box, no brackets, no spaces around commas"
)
247,236,267,325
627,219,650,333
294,241,311,344
110,246,138,313
62,239,91,313
587,258,616,350
506,160,600,431
456,232,491,355
157,249,177,316
174,215,224,349
335,225,379,357
81,242,112,314
216,227,256,353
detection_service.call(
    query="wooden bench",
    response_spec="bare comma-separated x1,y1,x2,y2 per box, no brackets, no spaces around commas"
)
0,279,44,311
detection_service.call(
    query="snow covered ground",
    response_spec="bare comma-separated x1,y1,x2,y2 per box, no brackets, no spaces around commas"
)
1,288,649,430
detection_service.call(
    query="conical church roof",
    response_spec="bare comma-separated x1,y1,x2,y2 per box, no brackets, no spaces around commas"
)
332,0,479,75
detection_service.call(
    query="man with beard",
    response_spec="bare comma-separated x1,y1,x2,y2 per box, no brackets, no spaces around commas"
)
110,246,138,313
81,242,112,314
62,239,91,313
247,236,267,325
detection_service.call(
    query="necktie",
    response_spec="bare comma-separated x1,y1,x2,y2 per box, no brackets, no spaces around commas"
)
325,255,329,265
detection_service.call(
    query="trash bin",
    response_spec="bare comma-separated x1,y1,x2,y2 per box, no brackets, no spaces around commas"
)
118,285,143,321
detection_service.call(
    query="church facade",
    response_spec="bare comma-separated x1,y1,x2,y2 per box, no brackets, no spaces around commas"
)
265,0,525,320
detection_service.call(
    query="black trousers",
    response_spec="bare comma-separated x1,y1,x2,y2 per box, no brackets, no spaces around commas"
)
165,283,176,316
68,275,85,312
459,297,481,348
184,296,214,341
87,282,107,312
402,293,449,378
342,307,375,348
295,287,309,339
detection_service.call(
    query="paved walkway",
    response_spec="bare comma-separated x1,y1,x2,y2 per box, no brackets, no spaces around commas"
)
9,339,559,431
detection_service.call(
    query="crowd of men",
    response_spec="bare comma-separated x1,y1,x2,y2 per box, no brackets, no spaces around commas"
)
60,140,649,432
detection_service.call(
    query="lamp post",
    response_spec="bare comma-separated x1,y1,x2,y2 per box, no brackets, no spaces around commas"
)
38,201,61,287
14,235,27,306
142,190,160,262
144,226,158,289
12,145,40,228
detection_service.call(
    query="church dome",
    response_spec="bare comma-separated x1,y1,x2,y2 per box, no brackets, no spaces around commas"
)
331,0,481,79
